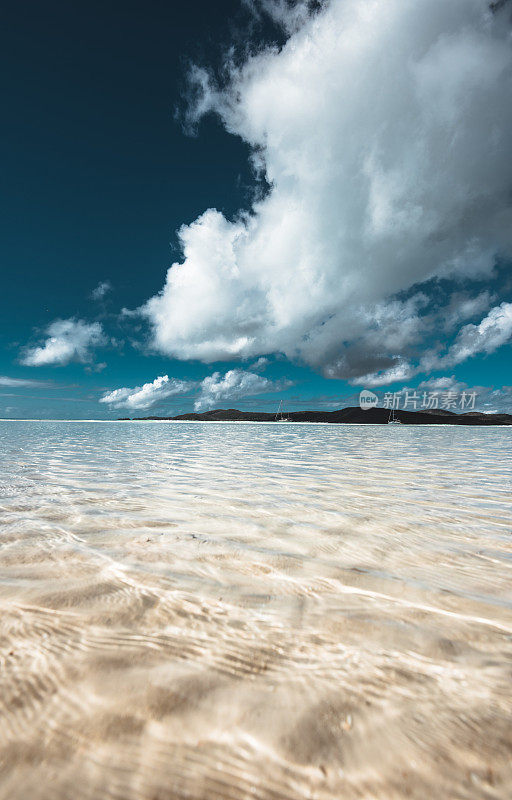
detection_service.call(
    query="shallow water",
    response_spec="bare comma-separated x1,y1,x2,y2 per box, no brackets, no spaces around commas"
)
1,420,511,799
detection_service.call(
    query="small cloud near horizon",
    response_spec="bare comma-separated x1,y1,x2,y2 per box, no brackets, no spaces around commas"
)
99,369,291,412
194,369,290,411
99,375,195,410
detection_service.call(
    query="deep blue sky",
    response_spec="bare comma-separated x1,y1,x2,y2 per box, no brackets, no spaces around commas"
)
1,0,275,416
1,0,511,418
1,1,253,340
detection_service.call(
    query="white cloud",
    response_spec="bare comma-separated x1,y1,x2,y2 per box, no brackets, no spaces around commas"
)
91,281,112,300
99,368,287,412
21,319,105,367
423,301,512,370
417,375,467,394
354,360,416,389
140,0,512,383
85,362,107,374
243,0,318,36
194,368,285,410
447,301,512,364
479,385,512,414
100,375,193,410
443,291,495,330
0,376,50,388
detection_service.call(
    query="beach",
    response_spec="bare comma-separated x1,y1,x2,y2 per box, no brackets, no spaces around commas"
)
1,420,511,799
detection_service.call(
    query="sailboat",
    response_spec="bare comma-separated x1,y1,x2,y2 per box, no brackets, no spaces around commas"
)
275,400,291,422
388,407,402,424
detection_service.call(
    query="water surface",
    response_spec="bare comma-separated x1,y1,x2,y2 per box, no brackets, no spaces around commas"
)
1,421,511,799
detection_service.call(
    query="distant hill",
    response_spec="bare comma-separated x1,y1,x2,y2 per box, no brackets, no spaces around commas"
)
120,407,512,425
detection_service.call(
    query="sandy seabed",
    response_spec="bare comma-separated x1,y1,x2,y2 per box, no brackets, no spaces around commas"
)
1,420,511,799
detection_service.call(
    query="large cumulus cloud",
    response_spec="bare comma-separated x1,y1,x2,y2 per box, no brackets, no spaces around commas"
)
141,0,512,383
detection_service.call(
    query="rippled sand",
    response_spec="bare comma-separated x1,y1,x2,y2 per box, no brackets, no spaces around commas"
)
1,420,511,799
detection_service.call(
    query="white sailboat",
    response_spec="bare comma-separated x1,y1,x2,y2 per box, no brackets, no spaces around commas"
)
388,407,402,424
275,400,291,422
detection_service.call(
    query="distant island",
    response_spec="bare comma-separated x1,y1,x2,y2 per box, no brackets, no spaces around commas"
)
119,407,512,425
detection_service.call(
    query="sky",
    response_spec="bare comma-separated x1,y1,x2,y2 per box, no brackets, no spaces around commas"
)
1,0,512,419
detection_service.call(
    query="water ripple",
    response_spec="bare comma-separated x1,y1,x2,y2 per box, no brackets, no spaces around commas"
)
1,421,511,799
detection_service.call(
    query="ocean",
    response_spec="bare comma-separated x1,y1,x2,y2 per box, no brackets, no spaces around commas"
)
1,420,511,798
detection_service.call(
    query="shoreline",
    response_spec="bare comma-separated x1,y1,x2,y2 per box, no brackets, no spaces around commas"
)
2,418,512,427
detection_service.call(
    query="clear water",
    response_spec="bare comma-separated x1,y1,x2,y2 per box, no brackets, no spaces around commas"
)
1,421,511,799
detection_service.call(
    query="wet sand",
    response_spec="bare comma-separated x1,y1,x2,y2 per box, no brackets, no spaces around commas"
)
1,421,511,799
